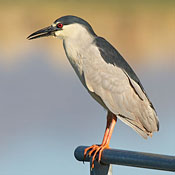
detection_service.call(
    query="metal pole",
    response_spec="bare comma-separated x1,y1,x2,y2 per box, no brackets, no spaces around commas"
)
90,158,112,175
74,146,175,172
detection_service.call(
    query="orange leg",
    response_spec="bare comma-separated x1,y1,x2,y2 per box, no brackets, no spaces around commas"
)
84,111,117,168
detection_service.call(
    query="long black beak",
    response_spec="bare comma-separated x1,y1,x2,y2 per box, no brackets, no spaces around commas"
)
27,25,57,40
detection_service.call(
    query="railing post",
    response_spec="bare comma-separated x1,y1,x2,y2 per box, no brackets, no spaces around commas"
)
90,158,112,175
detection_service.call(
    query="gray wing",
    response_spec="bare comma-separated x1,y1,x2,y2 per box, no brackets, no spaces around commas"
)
83,37,159,138
95,37,155,111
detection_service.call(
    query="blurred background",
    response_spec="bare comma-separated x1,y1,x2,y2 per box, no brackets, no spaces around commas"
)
0,0,175,175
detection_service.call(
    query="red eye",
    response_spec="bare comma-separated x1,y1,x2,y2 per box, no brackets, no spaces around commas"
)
57,23,63,28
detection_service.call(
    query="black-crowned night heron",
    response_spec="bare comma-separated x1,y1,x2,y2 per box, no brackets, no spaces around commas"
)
27,15,159,168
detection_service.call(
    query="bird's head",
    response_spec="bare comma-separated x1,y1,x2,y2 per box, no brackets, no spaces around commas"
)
27,15,97,40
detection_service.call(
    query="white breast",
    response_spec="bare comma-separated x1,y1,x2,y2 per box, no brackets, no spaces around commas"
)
63,40,84,84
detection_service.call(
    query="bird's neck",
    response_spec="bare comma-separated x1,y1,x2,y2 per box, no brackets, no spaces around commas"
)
63,32,95,59
64,32,94,48
62,32,95,86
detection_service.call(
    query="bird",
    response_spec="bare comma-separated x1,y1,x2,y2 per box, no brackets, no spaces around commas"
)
27,15,159,168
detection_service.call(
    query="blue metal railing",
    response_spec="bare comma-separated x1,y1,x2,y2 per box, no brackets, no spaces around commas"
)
74,146,175,173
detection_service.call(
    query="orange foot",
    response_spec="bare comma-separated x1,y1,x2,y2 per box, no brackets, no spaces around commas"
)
84,144,109,169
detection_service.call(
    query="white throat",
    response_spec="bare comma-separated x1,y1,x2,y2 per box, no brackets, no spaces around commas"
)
62,23,95,59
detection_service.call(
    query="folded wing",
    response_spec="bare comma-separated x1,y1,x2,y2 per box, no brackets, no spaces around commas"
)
84,37,159,139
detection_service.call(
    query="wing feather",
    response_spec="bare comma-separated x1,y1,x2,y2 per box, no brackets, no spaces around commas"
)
83,37,159,138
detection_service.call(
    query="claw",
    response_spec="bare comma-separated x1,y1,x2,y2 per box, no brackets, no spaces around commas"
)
84,144,110,169
84,145,96,159
88,145,99,156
